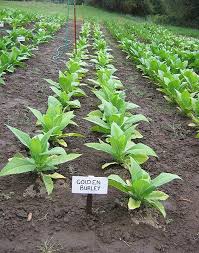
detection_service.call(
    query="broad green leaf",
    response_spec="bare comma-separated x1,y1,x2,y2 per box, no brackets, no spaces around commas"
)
50,86,61,96
30,137,42,157
130,153,148,164
146,191,169,201
28,107,44,124
126,102,139,110
0,157,35,176
41,128,56,150
42,147,66,156
85,142,113,155
7,125,31,148
48,96,62,108
129,143,157,157
59,111,75,130
125,114,149,125
108,174,129,193
68,99,81,108
47,153,81,166
45,78,59,88
111,122,124,138
86,110,102,117
152,173,181,188
132,179,155,197
85,116,109,130
128,158,149,182
149,200,166,217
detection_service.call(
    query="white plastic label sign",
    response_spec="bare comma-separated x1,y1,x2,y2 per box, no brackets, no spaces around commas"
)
0,21,4,27
72,176,108,195
17,36,25,42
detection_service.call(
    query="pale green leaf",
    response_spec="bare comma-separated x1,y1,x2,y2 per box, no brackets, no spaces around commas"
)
48,172,66,179
128,197,141,210
108,174,129,193
85,142,113,155
102,162,118,169
42,174,54,195
0,157,35,176
7,125,31,148
47,153,81,166
146,191,169,201
152,173,182,188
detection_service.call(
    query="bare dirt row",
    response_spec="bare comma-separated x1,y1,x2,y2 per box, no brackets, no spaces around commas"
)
0,23,198,253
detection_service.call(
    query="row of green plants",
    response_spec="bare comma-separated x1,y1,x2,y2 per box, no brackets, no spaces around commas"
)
122,22,199,71
106,21,199,135
0,9,37,28
85,23,181,217
0,22,91,195
0,21,182,217
0,8,65,84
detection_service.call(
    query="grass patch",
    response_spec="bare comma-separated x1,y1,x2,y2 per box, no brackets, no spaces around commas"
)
0,1,198,38
164,25,199,39
0,1,125,20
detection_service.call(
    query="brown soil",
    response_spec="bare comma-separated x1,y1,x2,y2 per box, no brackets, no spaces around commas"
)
0,23,198,253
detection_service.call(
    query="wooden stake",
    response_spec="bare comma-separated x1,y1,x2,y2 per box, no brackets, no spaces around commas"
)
86,194,93,214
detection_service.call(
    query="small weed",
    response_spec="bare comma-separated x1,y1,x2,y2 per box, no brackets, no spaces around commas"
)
38,237,63,253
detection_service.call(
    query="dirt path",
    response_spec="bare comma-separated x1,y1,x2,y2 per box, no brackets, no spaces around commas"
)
0,22,198,253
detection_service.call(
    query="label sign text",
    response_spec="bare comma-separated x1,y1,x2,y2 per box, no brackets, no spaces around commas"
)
72,176,108,194
17,36,25,42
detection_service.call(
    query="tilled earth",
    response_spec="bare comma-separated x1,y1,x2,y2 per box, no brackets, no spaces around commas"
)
0,23,198,253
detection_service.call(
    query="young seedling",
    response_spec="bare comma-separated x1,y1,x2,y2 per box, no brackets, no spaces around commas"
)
108,158,182,217
29,96,83,147
0,126,81,194
85,122,157,169
50,86,81,110
85,100,148,137
46,71,86,98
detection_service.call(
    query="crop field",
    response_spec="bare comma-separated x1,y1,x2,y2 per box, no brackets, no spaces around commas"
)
0,1,199,253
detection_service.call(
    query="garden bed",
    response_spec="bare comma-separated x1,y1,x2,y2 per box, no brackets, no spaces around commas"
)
0,22,198,253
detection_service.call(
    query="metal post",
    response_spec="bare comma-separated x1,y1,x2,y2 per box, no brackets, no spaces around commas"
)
74,0,77,53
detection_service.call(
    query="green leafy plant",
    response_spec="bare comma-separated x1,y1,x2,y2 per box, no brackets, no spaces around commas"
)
89,68,123,90
175,89,194,115
0,126,81,194
85,122,156,168
46,71,86,98
50,86,81,110
29,96,83,147
85,100,148,137
65,58,88,79
91,49,114,69
106,21,199,129
108,158,181,217
93,85,136,113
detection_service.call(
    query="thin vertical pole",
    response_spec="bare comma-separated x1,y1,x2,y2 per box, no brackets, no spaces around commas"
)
86,194,93,214
74,0,77,53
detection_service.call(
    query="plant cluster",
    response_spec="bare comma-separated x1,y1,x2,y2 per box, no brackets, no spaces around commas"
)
0,22,91,194
123,22,199,71
106,21,199,136
0,8,65,84
85,23,181,217
0,20,182,217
